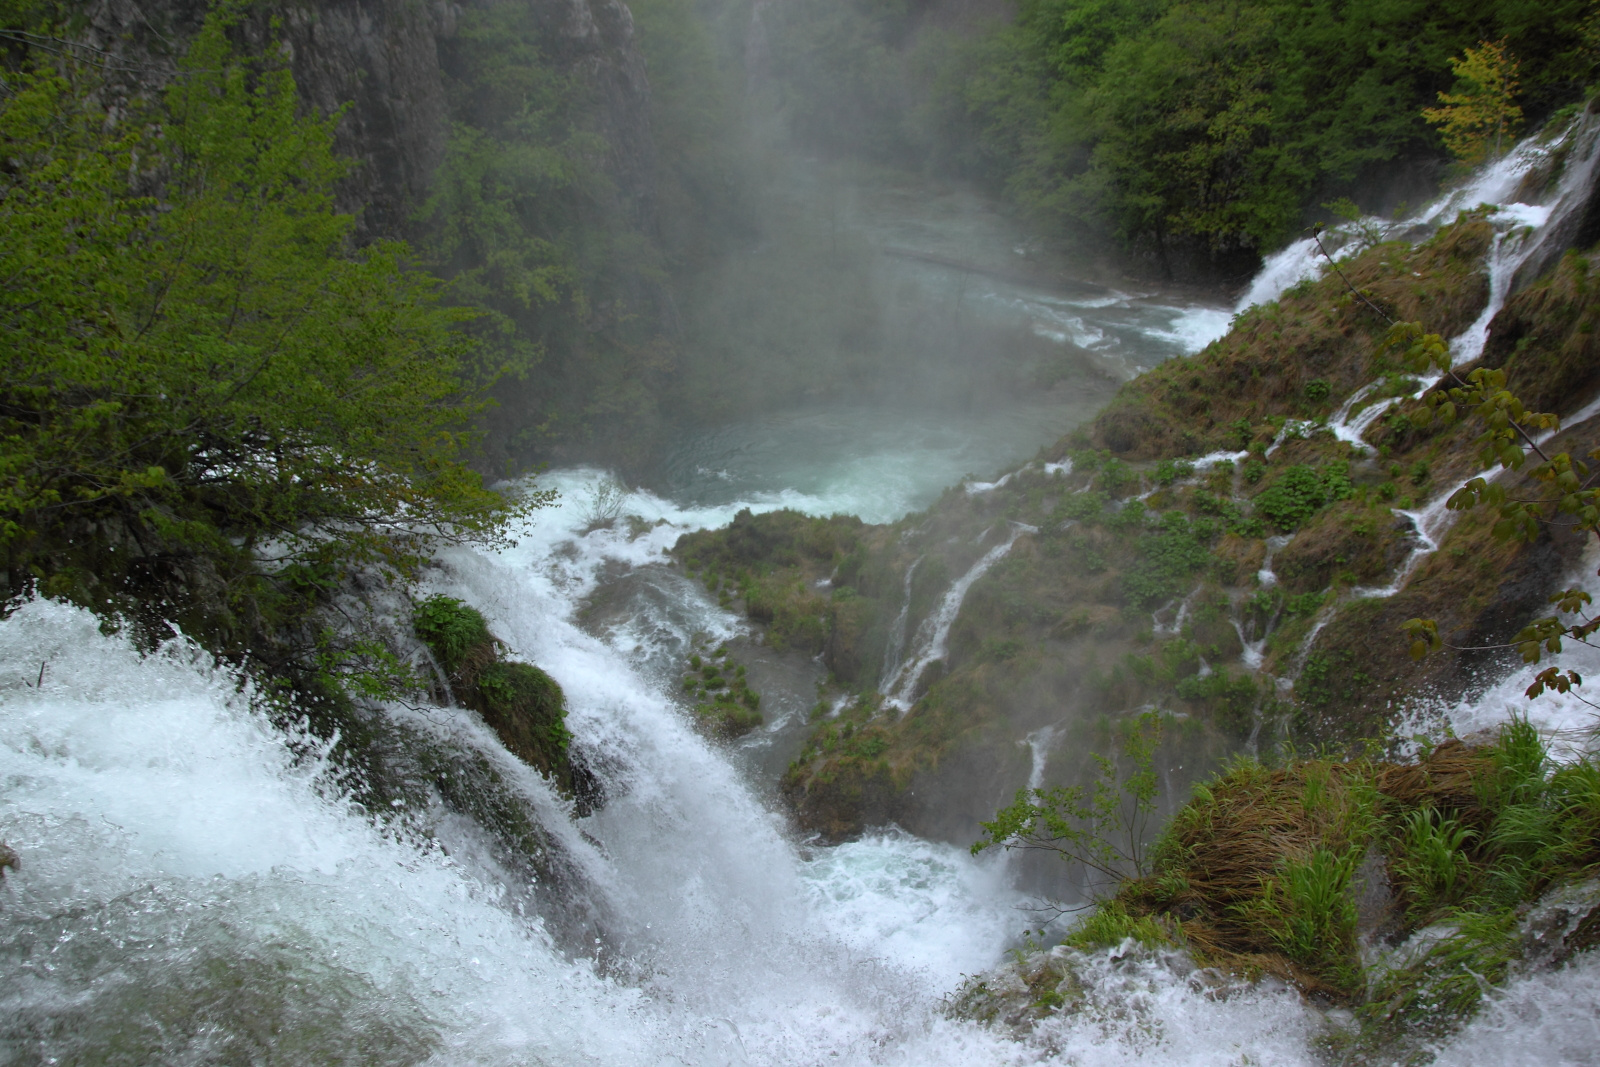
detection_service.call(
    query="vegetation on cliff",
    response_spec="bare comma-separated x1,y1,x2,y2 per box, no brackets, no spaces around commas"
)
0,10,528,680
756,0,1597,273
674,155,1600,839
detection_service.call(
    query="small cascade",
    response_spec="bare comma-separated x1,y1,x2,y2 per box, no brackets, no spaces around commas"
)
1235,111,1600,317
964,471,1015,494
1191,449,1250,470
1326,381,1391,452
1392,544,1600,754
1152,588,1198,638
1231,544,1289,671
1264,420,1319,457
1352,491,1453,599
878,557,923,691
1257,534,1292,588
1349,377,1600,605
1232,617,1271,671
1448,202,1558,366
882,523,1034,713
1235,236,1323,311
1021,726,1061,790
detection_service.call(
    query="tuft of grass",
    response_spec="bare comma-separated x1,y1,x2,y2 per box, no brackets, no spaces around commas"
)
1246,847,1359,970
1062,900,1175,951
1392,807,1477,917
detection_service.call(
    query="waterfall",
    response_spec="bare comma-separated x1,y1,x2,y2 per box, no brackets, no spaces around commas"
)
877,557,922,692
0,486,1043,1065
7,116,1600,1067
881,523,1034,714
1235,111,1600,319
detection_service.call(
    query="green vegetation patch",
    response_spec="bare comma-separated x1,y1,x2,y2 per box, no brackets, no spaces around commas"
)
474,661,573,773
411,597,576,790
1038,719,1600,1037
1122,512,1216,607
674,508,878,655
414,596,496,677
1253,463,1353,533
681,644,764,738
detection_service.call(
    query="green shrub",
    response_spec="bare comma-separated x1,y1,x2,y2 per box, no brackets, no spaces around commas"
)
1155,458,1196,486
1174,670,1258,735
1254,463,1353,532
414,596,493,676
1099,458,1136,497
1122,513,1213,608
1058,489,1110,523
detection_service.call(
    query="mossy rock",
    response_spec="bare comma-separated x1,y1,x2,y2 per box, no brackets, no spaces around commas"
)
695,699,763,738
412,596,582,797
469,661,572,779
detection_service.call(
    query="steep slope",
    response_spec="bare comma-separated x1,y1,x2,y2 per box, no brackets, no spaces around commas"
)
676,115,1600,850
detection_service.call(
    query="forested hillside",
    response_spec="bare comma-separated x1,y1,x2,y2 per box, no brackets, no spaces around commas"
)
756,0,1598,275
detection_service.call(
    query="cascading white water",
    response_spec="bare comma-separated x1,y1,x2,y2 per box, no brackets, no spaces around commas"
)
9,116,1600,1066
878,558,922,692
1,478,1336,1066
1231,110,1600,323
881,523,1034,714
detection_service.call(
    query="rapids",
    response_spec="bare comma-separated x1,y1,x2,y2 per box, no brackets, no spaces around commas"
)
6,119,1600,1065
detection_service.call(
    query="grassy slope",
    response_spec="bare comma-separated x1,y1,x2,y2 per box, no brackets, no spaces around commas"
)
952,722,1600,1057
673,212,1600,843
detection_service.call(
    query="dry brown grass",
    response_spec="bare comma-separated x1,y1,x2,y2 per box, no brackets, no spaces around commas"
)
1374,739,1495,830
1116,744,1498,997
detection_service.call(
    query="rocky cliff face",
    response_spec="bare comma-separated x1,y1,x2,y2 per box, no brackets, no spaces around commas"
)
73,0,657,247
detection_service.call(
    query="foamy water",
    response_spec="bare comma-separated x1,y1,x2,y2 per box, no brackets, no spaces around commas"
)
9,114,1600,1063
0,487,1328,1066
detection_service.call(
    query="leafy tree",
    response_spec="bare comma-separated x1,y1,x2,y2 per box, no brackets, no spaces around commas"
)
0,12,533,671
1422,40,1525,165
953,0,1590,264
425,2,676,465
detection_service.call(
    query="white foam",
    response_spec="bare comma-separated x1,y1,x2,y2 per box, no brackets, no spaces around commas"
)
1236,236,1323,312
1148,306,1235,353
1429,949,1600,1066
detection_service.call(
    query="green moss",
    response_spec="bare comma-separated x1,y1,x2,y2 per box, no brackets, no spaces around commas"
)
474,661,571,769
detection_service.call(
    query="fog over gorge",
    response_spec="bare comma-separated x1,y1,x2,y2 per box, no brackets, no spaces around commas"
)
5,1,1600,1064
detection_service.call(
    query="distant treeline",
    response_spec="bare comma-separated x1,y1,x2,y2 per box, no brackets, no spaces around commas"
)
754,0,1598,274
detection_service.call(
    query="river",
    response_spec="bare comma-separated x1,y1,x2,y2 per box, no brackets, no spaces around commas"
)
3,129,1600,1064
